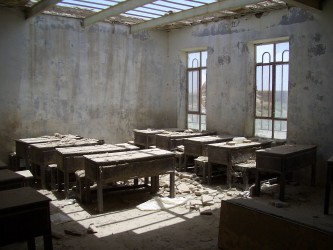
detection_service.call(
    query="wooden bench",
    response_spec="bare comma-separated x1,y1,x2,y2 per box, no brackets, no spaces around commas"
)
233,160,256,190
194,156,210,184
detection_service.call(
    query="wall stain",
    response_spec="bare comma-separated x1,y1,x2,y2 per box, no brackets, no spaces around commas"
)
279,8,314,25
192,20,240,37
308,44,326,56
208,46,214,55
132,30,150,41
218,55,231,65
313,33,321,42
306,71,323,85
236,42,249,54
316,95,324,101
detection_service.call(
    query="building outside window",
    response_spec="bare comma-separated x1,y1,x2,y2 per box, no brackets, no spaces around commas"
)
187,51,207,131
255,41,289,139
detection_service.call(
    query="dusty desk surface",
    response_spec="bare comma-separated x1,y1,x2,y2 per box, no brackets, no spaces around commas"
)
156,130,216,150
133,128,186,148
256,144,317,156
85,148,175,164
56,144,128,156
184,135,234,143
30,137,103,150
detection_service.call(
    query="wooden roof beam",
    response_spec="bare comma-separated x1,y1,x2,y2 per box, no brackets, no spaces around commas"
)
283,0,324,11
25,0,62,19
82,0,155,27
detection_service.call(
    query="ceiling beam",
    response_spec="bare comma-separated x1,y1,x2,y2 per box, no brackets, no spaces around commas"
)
25,0,62,19
130,0,264,32
82,0,155,27
283,0,323,11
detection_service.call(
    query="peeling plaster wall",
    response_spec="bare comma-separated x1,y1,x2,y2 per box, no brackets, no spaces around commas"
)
168,5,333,184
0,8,173,162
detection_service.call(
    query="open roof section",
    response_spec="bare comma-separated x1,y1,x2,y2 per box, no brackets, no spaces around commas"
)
1,0,324,31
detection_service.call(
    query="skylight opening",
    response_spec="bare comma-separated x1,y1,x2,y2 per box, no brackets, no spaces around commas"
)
125,10,162,19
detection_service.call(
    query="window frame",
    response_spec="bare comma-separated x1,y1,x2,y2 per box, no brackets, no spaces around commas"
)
254,40,289,139
186,50,207,131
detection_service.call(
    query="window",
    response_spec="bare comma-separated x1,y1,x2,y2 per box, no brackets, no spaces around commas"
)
187,51,207,131
255,41,289,139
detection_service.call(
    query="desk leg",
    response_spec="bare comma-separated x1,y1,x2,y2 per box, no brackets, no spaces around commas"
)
254,170,260,196
184,155,188,172
279,172,286,201
150,176,159,194
207,163,212,185
324,164,331,215
311,162,316,186
64,169,69,199
27,238,36,250
203,163,207,184
170,171,175,198
41,165,46,189
85,178,92,204
57,169,63,192
227,163,232,189
43,234,53,250
97,179,103,213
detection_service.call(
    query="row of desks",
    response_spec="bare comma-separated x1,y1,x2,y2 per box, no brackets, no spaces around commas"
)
14,134,176,213
133,128,216,149
13,131,317,211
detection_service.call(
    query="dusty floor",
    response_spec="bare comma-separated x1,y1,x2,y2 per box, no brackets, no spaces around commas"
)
1,172,333,250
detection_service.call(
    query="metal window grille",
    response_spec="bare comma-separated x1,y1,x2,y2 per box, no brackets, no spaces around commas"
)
187,51,207,131
255,41,289,139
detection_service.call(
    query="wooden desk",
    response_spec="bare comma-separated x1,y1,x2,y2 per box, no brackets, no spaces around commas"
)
56,143,139,198
183,135,234,171
0,160,7,170
207,139,272,188
15,134,80,169
84,148,175,213
0,169,25,190
0,187,52,249
156,131,216,151
133,128,185,148
255,144,317,201
29,138,103,188
324,156,333,215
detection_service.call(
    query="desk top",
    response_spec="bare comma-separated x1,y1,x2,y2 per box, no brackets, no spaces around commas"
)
156,130,215,139
328,155,333,163
208,139,271,150
0,187,50,212
184,135,234,143
0,169,25,183
133,128,185,135
15,134,80,144
56,144,126,156
256,144,317,156
30,138,103,150
85,148,174,164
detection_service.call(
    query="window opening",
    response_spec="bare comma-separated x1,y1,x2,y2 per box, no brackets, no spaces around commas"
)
187,51,207,131
255,41,289,139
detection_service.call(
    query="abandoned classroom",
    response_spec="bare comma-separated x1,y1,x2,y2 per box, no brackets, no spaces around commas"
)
0,0,333,249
